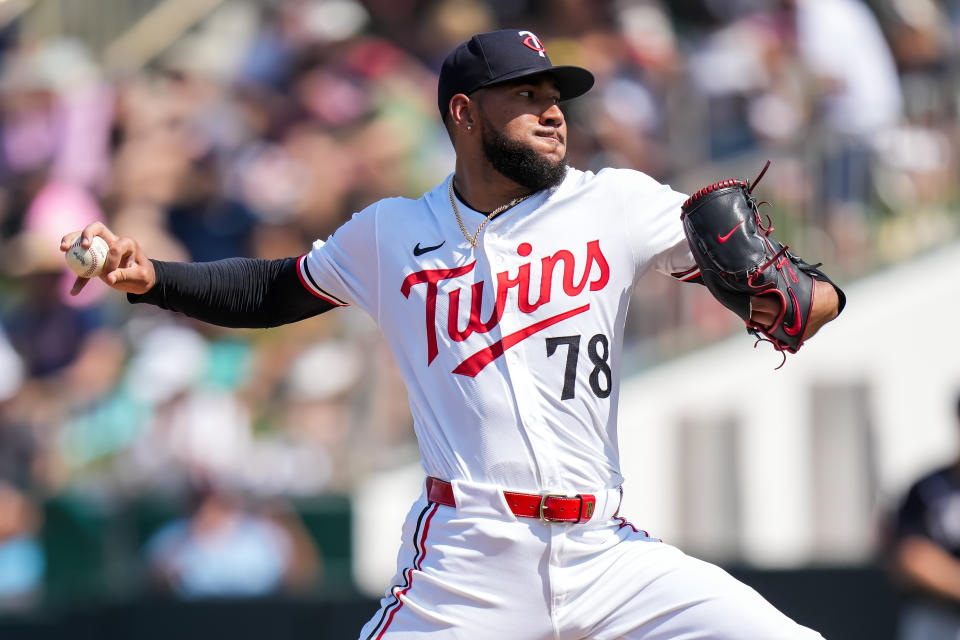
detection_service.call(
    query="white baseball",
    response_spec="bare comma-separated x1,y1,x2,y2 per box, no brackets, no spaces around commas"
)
65,235,109,278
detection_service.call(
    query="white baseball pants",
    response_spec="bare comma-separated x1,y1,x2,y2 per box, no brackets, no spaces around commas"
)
359,480,824,639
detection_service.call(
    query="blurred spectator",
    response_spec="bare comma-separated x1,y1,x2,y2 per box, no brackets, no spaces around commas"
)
3,267,99,378
791,0,904,261
145,480,317,598
0,322,23,405
0,386,38,499
686,7,776,160
120,322,253,494
270,339,361,492
0,482,44,610
793,0,902,144
889,394,960,640
0,39,113,190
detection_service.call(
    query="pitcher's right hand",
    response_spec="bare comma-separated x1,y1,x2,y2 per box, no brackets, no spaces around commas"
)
59,223,156,297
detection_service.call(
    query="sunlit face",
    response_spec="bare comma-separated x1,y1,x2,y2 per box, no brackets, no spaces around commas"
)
473,75,568,191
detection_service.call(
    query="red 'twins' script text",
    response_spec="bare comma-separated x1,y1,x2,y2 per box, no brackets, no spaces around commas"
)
401,240,610,375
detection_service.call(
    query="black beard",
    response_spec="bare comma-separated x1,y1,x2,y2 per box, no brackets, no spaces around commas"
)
480,122,567,192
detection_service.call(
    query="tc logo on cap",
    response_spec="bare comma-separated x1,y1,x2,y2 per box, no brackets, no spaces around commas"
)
519,30,546,57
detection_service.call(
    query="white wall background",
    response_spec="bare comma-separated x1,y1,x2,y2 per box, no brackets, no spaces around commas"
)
619,239,960,565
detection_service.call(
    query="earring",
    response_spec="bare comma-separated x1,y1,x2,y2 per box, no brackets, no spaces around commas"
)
466,125,472,131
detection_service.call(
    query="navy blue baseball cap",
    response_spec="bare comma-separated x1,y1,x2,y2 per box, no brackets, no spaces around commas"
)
437,29,595,119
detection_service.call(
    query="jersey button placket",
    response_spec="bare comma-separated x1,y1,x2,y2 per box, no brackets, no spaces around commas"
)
513,238,565,491
488,235,549,479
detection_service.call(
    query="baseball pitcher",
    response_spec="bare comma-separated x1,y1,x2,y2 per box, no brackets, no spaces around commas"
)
62,30,843,639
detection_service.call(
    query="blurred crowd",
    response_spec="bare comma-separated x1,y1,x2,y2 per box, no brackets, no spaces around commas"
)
0,0,958,608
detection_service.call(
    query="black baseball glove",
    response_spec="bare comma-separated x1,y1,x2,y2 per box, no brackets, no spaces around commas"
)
679,162,845,359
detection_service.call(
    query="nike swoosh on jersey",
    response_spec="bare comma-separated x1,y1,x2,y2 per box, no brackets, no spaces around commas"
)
717,221,745,243
413,241,446,256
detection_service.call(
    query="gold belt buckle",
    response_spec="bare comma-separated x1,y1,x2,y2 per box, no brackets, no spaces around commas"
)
539,493,571,522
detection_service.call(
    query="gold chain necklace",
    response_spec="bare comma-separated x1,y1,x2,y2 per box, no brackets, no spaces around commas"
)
449,177,530,248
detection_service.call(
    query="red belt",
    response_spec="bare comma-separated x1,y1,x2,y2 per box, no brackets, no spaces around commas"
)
426,477,596,523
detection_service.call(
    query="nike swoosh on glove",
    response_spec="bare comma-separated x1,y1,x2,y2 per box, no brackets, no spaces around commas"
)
679,162,846,364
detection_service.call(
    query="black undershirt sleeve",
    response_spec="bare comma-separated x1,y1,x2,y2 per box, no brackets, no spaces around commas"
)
127,257,337,328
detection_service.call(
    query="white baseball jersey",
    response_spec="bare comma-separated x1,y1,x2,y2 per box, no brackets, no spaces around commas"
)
300,167,824,640
300,167,694,494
